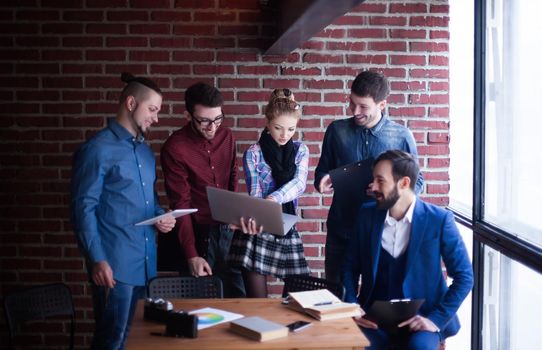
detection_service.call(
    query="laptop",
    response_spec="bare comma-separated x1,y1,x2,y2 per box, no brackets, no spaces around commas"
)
206,187,298,236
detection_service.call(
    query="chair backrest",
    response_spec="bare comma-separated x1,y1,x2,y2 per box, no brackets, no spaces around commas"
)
3,283,75,350
282,275,346,301
148,276,223,299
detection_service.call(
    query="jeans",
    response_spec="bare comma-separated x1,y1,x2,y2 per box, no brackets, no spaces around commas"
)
194,223,246,298
90,281,146,350
363,328,441,350
325,233,348,283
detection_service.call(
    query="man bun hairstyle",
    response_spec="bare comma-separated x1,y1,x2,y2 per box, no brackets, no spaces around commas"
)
265,88,301,122
119,72,162,103
184,82,223,116
374,150,419,191
351,70,390,102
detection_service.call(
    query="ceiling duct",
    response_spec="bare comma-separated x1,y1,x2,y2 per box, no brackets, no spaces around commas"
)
262,0,367,55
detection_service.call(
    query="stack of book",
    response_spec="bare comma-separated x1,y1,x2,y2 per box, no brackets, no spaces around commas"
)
286,289,364,321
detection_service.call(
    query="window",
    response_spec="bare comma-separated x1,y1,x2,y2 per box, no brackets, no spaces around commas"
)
482,245,542,349
484,0,542,249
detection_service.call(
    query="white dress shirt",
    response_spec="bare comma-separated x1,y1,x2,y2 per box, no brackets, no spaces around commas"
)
381,198,416,258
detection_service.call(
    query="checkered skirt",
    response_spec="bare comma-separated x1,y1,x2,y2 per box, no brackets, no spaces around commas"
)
227,228,310,278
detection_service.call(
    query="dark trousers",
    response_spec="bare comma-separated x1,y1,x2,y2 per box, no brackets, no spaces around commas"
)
363,328,441,350
157,223,245,298
90,281,146,350
325,233,348,283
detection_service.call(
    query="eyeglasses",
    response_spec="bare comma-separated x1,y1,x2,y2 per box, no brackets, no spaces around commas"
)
191,113,225,127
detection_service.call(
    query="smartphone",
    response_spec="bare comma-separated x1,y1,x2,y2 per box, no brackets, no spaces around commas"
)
286,320,312,332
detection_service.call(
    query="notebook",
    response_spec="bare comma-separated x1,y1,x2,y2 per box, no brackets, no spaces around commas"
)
206,186,298,236
286,289,363,321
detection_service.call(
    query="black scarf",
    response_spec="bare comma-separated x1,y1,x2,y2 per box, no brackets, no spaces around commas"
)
258,128,297,215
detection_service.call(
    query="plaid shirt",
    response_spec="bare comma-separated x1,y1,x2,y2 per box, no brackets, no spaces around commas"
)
243,141,309,209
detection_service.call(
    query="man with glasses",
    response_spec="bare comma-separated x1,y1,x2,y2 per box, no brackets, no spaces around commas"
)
160,82,245,297
315,71,424,283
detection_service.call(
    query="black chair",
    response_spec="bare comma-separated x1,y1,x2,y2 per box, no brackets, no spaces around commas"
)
148,276,223,299
282,275,346,301
3,283,75,350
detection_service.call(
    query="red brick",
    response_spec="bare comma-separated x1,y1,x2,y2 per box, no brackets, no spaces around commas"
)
303,79,343,89
194,64,234,75
238,118,265,128
129,51,170,61
105,64,147,75
174,0,215,8
0,48,40,59
348,28,386,38
325,67,360,77
332,15,364,25
150,64,190,74
63,36,102,47
424,171,450,181
194,11,236,22
174,24,215,35
63,63,103,74
428,158,450,168
346,54,387,65
63,10,103,21
219,78,259,88
429,56,449,66
391,54,426,65
151,11,191,22
16,90,60,101
222,104,259,115
300,40,325,50
353,2,387,13
237,91,269,102
0,23,39,34
390,3,428,14
16,63,60,74
301,209,328,220
428,107,449,118
303,53,343,64
410,16,449,27
379,68,407,78
86,50,126,61
426,184,449,194
281,67,321,76
370,16,407,26
87,23,126,34
217,52,258,62
219,0,259,10
105,37,148,47
131,0,170,8
428,132,450,143
262,79,299,89
324,92,348,103
410,69,449,79
238,65,278,75
429,81,449,91
417,145,449,156
42,50,82,61
368,41,407,52
391,81,426,91
174,50,214,61
43,22,85,34
430,30,449,39
107,10,149,21
410,41,448,52
325,41,365,51
262,53,300,64
218,25,258,36
314,28,345,39
390,29,427,39
16,10,60,21
389,107,426,117
408,94,449,105
193,37,235,48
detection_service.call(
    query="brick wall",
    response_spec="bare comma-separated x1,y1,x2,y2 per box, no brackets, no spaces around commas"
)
0,0,450,348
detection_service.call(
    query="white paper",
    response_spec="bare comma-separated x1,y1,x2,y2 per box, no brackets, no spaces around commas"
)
134,209,197,226
189,307,244,330
288,289,341,308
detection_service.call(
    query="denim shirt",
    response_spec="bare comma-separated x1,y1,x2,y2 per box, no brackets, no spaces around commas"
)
71,118,164,286
315,116,423,240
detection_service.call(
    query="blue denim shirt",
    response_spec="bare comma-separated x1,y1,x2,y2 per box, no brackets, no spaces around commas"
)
315,116,423,240
71,118,164,286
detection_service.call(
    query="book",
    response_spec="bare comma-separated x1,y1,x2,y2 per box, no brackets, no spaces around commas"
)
287,289,364,321
230,316,289,342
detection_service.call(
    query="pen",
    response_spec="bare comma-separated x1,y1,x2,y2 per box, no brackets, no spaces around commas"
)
314,301,333,306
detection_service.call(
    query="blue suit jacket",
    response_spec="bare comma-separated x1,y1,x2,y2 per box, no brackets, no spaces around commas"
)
342,199,473,338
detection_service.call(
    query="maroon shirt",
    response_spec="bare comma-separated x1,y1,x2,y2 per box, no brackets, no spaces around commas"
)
161,124,237,259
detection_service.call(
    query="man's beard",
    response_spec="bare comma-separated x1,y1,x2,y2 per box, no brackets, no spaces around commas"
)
375,184,400,210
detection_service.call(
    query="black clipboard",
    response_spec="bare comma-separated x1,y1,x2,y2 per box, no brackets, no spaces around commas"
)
365,299,425,328
328,158,374,226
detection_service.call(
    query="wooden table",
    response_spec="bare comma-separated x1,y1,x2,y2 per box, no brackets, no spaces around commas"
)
126,298,369,350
